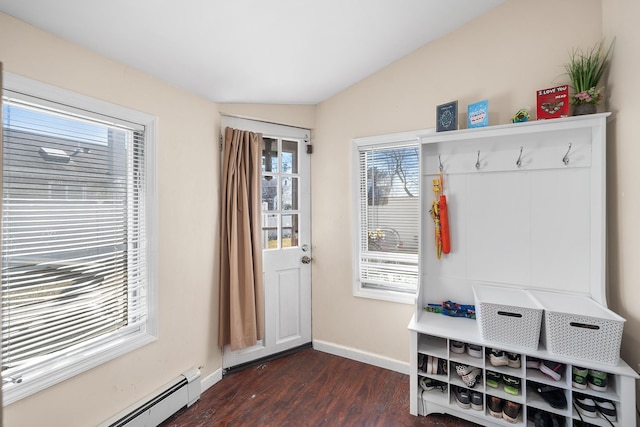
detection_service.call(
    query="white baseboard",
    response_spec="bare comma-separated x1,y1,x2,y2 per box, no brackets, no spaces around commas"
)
312,339,409,375
200,367,223,393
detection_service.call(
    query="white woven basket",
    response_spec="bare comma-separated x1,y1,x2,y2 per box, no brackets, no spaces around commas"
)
473,284,543,350
528,290,625,365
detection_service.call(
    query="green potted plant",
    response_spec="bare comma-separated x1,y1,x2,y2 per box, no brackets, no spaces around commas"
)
565,40,614,115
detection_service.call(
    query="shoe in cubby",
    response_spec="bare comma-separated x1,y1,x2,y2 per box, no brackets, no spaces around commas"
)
594,397,617,422
486,370,501,388
527,407,566,427
571,366,588,389
501,399,521,424
587,369,608,392
450,340,466,354
467,343,483,358
486,348,509,367
452,386,471,409
454,363,482,388
532,383,567,409
540,360,565,381
487,395,503,418
573,394,597,419
506,352,521,369
502,374,521,396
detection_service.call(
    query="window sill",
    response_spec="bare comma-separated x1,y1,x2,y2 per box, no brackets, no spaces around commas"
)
354,285,416,305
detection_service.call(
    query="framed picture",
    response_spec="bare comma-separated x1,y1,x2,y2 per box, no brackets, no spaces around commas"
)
436,101,458,132
468,100,489,128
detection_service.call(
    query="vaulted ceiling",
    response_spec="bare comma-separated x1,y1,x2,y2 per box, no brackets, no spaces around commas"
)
0,0,505,104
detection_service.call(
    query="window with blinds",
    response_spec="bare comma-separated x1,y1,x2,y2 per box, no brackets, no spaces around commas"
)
356,143,419,295
1,75,157,404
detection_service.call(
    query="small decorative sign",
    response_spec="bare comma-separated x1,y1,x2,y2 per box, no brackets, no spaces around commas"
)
536,85,569,120
467,100,489,128
436,101,458,132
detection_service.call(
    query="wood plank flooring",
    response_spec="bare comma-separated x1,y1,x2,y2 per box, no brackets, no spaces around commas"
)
160,348,479,427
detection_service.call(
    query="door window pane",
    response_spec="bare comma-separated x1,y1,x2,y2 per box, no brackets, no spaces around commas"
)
262,176,278,211
262,137,279,173
282,177,298,211
263,213,279,249
282,139,298,174
282,214,299,248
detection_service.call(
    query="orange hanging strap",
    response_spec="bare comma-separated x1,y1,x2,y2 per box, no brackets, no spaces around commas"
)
431,179,442,259
439,194,450,254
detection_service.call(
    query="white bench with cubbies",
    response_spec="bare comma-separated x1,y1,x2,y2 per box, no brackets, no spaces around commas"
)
409,113,639,426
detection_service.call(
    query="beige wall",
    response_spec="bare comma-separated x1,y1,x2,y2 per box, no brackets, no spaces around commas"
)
602,0,640,408
0,13,222,427
312,0,612,364
2,0,640,424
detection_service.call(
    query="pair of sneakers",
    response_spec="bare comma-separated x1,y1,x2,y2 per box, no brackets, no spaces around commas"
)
485,370,521,395
488,396,520,424
450,340,482,358
454,363,482,388
572,367,608,391
418,354,447,375
574,393,617,422
487,348,520,368
452,386,482,411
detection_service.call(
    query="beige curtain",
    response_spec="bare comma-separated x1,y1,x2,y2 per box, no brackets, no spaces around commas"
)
219,127,265,351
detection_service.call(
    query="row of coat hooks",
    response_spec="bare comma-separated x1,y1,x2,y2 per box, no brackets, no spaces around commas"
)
437,143,573,171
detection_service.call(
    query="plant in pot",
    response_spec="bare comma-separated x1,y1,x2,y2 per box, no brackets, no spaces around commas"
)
565,40,614,115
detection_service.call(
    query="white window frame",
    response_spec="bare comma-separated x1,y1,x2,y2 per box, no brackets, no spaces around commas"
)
1,73,158,405
352,129,432,304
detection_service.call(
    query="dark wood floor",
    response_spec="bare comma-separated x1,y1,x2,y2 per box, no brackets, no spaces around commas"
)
161,348,479,427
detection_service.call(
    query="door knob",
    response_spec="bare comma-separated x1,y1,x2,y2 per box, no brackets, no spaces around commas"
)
301,256,312,264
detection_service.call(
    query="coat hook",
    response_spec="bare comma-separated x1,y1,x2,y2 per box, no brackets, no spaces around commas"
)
475,150,481,170
438,155,443,172
562,143,572,165
516,147,523,168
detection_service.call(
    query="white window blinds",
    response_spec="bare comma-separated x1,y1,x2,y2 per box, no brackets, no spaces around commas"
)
357,144,419,293
1,84,155,403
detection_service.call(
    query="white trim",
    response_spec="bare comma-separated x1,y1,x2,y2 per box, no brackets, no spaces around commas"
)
312,339,409,375
351,129,432,303
200,368,223,393
1,72,159,405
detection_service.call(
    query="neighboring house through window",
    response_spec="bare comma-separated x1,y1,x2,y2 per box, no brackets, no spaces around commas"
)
1,74,158,404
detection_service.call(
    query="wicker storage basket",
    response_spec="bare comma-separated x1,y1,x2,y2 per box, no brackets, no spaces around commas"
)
473,284,543,350
528,290,625,365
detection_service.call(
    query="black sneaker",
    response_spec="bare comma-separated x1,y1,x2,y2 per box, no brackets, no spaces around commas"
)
574,394,597,418
488,348,509,366
470,391,483,411
572,366,588,389
453,386,470,409
540,360,565,381
535,384,567,409
502,374,521,396
486,370,501,388
587,370,608,391
506,352,521,368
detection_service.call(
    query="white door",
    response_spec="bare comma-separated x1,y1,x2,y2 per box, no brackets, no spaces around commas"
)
221,116,311,369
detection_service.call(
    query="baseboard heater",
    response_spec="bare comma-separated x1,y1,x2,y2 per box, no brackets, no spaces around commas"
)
105,368,201,427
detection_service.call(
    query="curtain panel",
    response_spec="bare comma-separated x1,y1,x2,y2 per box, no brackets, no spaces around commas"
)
219,127,265,350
